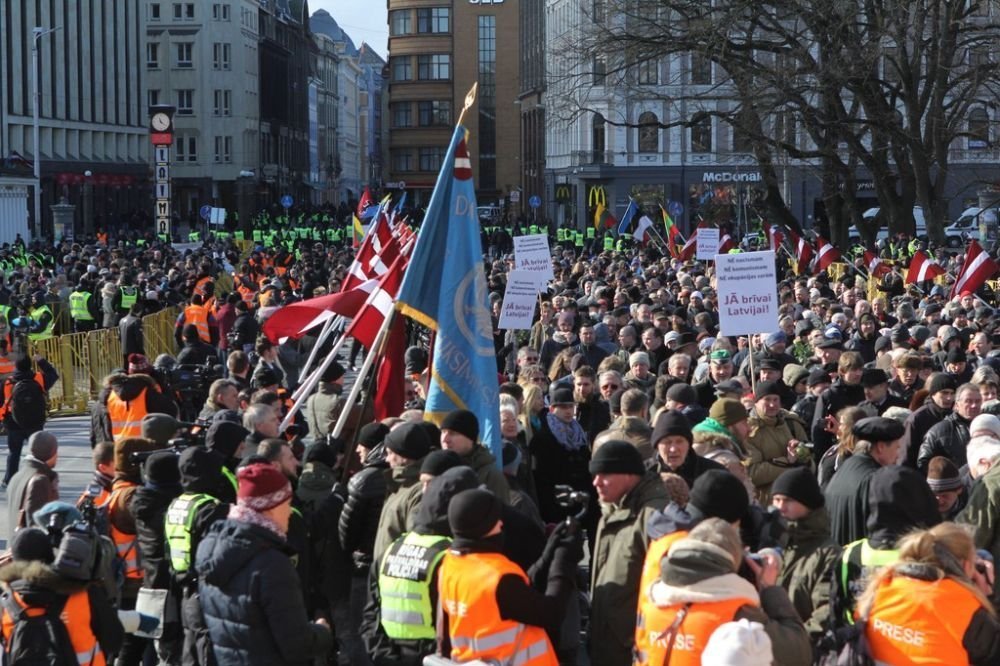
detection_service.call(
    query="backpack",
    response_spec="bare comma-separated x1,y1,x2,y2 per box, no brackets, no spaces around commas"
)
0,592,78,666
8,378,46,431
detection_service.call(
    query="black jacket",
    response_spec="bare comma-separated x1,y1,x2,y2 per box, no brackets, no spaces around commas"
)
230,313,260,349
339,447,388,574
176,341,218,367
823,453,882,547
575,394,611,444
811,379,865,460
196,519,333,666
646,451,725,489
130,483,182,589
529,417,593,523
902,402,953,468
918,412,972,472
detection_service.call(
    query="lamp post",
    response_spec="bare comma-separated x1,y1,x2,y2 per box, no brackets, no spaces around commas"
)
31,25,60,241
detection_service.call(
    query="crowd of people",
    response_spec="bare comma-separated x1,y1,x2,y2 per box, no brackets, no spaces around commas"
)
3,222,1000,665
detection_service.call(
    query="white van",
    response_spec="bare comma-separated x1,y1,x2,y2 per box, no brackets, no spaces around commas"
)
847,207,926,243
944,207,990,247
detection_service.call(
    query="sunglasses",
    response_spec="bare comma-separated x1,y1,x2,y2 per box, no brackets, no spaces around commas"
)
601,383,621,390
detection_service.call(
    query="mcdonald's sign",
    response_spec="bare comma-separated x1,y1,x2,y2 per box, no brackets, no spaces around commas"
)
555,186,571,203
588,185,607,209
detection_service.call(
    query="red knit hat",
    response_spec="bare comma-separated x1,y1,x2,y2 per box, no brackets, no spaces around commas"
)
237,463,292,511
128,353,153,375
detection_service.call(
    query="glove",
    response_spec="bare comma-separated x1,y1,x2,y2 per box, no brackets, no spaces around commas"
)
137,613,161,635
528,521,571,584
554,524,585,565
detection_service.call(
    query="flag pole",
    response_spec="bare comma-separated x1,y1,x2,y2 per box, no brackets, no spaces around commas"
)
331,308,397,439
280,330,350,432
297,314,343,383
456,83,479,127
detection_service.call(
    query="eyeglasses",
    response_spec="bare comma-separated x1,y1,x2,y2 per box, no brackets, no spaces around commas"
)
601,383,621,391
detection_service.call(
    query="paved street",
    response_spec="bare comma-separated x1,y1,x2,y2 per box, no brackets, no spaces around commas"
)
0,415,95,550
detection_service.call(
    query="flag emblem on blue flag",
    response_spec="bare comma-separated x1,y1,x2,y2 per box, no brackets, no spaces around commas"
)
395,126,501,464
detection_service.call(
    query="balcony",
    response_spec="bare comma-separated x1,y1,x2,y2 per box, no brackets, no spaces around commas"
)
571,150,614,166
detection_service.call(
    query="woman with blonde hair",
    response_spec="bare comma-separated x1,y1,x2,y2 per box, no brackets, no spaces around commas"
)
858,522,1000,664
519,383,545,445
817,406,867,489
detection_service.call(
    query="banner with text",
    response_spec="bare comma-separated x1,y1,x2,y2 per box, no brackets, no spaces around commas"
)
499,270,541,330
716,251,778,336
696,227,719,260
513,234,554,284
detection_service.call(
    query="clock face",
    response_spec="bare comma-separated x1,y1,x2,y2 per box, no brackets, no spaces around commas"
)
151,113,171,132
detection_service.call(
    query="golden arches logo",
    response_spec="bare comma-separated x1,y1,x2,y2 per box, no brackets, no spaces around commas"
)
588,186,607,208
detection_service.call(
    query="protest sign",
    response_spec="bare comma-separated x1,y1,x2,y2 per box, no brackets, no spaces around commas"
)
696,227,719,260
716,251,779,336
499,270,541,330
513,234,554,282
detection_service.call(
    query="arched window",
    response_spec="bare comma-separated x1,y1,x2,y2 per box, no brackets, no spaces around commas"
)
592,113,606,162
970,107,989,149
638,112,659,153
691,113,712,153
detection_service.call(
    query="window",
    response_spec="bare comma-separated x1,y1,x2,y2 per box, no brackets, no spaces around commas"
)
691,113,712,153
176,89,194,115
592,114,606,161
419,147,445,171
173,3,194,19
146,43,160,68
418,100,451,126
970,107,990,149
478,15,496,190
392,149,413,172
175,136,197,162
637,112,659,153
391,57,411,81
390,10,411,35
417,8,450,33
592,55,607,85
690,52,711,85
213,43,231,70
774,112,795,148
592,0,605,22
637,58,658,85
213,90,232,116
212,3,230,20
148,89,160,108
417,54,451,80
392,103,412,128
214,136,233,163
150,3,161,20
175,42,193,68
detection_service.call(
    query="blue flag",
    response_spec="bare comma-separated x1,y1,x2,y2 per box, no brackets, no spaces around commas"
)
395,126,501,465
616,199,638,236
394,191,408,214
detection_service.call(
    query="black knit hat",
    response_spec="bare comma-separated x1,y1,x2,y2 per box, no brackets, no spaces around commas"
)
384,422,432,460
10,527,53,563
420,449,463,476
588,440,645,476
440,409,479,442
946,348,967,364
687,470,749,523
807,368,831,388
753,380,784,401
206,421,250,459
926,373,957,396
144,450,181,487
358,422,390,447
651,410,693,447
860,368,889,388
447,488,503,539
771,467,824,510
320,361,346,383
665,383,697,406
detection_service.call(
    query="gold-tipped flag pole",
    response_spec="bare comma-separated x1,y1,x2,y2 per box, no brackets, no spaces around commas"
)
456,83,478,127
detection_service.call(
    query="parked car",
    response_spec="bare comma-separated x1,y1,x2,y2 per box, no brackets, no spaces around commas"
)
848,206,927,243
944,207,994,247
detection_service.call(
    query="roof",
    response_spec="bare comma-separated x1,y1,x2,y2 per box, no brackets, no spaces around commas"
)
309,9,358,56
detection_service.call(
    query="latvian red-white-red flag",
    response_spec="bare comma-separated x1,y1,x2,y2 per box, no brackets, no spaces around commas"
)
763,221,785,251
344,254,408,349
261,278,377,343
679,221,706,261
343,213,394,291
863,250,892,279
905,250,945,284
814,235,841,273
786,229,814,275
718,233,735,254
950,240,999,298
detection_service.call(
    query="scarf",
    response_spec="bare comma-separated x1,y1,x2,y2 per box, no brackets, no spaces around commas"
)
228,503,287,541
546,412,588,452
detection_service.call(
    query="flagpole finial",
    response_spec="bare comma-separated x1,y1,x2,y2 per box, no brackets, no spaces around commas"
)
457,83,478,127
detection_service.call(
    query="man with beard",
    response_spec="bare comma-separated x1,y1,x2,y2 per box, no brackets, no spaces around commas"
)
900,372,956,468
573,366,610,442
810,352,865,459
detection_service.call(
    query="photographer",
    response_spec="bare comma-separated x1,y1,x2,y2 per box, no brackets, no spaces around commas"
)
98,365,178,442
176,324,218,367
0,355,59,488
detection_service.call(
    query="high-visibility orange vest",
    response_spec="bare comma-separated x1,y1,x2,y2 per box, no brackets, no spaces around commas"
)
1,588,105,666
194,276,213,299
77,484,111,510
108,480,142,580
635,594,756,666
0,372,45,422
183,304,211,343
0,355,15,376
106,387,149,442
634,529,688,662
864,574,981,665
438,551,557,666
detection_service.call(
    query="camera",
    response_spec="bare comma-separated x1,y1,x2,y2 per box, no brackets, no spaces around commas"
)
554,484,590,533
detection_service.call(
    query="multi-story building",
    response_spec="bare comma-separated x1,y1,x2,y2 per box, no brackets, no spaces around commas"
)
0,1,148,238
358,45,388,190
385,0,521,207
145,0,261,223
519,0,546,223
312,32,341,205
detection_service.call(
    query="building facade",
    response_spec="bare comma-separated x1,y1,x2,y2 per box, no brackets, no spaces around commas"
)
146,0,262,224
312,32,341,205
385,0,520,207
0,0,148,238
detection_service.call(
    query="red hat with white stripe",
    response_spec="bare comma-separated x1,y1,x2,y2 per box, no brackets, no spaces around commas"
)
237,463,292,511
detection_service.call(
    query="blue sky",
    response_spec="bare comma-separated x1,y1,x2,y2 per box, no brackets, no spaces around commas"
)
311,0,389,58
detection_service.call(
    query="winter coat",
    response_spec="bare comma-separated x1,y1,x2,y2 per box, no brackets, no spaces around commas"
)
959,463,1000,596
530,418,592,523
130,483,182,589
372,460,424,567
589,472,669,666
645,450,725,489
824,453,881,546
196,519,333,666
176,341,218,366
459,445,510,503
303,382,343,443
96,373,178,442
777,506,839,639
811,379,864,459
746,410,810,502
791,393,819,428
575,394,611,443
918,412,972,472
6,457,58,538
901,401,952,468
338,450,387,574
230,313,259,349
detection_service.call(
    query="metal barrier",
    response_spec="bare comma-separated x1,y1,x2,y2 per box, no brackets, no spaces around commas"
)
26,307,179,415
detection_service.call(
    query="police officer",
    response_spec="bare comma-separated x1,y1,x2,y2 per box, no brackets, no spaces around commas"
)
68,280,100,332
26,291,54,342
112,273,140,322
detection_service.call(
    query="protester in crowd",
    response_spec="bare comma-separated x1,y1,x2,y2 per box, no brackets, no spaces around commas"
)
6,431,59,541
